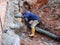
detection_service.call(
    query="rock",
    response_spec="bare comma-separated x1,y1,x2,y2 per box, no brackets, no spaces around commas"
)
2,30,20,45
9,22,23,30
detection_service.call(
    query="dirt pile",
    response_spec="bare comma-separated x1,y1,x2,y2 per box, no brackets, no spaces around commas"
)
25,0,48,9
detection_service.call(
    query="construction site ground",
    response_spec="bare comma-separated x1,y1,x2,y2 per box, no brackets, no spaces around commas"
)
19,0,60,45
1,0,60,45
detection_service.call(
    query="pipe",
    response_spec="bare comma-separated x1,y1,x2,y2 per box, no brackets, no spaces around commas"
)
14,15,60,41
35,27,60,41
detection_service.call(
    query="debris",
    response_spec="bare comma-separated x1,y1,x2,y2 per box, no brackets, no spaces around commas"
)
34,0,48,9
2,30,20,45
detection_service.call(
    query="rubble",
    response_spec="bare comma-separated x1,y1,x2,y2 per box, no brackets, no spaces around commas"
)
2,30,20,45
2,0,21,45
25,0,48,9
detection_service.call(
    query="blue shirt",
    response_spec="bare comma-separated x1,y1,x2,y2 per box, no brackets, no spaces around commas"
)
24,10,41,22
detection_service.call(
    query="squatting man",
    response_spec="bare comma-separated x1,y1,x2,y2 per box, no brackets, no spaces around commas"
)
15,1,42,37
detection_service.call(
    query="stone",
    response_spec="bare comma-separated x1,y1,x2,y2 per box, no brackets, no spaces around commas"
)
2,30,20,45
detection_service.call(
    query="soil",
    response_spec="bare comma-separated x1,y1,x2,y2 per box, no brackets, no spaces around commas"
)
18,0,60,45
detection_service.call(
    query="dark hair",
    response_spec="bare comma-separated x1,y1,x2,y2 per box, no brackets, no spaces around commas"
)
23,1,31,9
23,1,30,6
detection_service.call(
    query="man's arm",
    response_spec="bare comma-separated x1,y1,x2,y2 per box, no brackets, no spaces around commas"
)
15,13,24,18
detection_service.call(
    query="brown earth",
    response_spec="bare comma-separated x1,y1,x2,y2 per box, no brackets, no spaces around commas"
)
31,1,60,36
19,0,60,45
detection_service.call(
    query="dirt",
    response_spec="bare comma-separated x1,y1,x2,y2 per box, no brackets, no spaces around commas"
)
39,3,60,36
30,0,60,36
18,0,60,45
15,24,60,45
16,26,60,45
3,0,60,45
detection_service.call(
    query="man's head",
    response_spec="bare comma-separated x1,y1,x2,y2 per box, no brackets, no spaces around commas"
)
23,1,31,10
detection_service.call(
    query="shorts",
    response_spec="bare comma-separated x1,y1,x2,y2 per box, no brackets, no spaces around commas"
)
30,20,39,28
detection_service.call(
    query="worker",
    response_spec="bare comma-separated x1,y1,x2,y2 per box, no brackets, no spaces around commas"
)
22,1,41,37
15,1,42,37
23,10,42,37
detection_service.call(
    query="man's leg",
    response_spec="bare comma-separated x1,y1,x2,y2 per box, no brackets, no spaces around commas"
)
29,20,39,37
